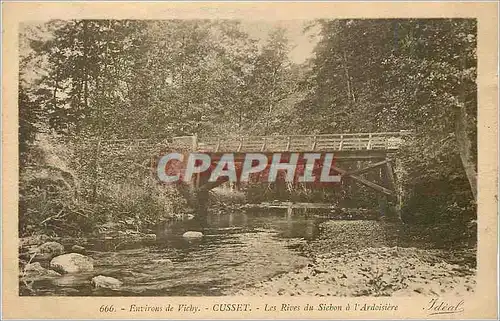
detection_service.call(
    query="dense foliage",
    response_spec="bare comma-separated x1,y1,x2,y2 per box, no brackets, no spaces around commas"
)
19,19,477,236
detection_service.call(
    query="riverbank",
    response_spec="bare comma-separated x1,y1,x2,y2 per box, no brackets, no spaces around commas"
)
235,220,476,296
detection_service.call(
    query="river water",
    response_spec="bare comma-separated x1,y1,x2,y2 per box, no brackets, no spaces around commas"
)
22,211,324,296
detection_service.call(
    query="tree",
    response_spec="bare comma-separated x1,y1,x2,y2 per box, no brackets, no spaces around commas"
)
247,27,296,135
297,19,477,201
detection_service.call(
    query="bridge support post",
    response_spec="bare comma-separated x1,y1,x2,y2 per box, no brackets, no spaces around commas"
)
393,159,405,221
190,188,209,226
375,166,388,219
382,160,401,222
182,172,210,226
287,205,293,220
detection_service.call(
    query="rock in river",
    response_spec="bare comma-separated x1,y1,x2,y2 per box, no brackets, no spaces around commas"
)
92,275,123,290
142,233,157,241
182,231,203,239
71,245,86,254
33,241,65,260
50,253,94,274
151,258,173,265
21,262,61,280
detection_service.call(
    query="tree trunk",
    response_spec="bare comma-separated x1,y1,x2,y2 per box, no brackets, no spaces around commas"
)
81,20,89,135
83,20,89,111
455,54,477,202
342,50,356,103
455,103,477,202
264,67,279,135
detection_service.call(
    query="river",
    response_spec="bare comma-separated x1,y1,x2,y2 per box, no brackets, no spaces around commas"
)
21,211,325,296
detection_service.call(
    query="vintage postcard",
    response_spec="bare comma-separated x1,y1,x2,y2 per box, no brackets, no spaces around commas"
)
2,1,498,320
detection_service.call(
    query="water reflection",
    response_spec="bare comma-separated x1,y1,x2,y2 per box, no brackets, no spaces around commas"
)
23,211,319,296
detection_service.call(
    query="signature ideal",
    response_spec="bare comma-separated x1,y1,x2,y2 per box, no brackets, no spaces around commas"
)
425,299,465,315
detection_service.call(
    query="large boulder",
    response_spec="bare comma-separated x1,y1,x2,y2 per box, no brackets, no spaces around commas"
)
182,231,203,239
92,275,123,290
50,253,94,274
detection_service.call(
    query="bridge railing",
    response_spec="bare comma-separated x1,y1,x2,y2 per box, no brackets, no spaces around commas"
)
192,131,411,153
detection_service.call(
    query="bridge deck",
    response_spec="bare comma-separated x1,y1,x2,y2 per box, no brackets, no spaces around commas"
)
173,131,411,153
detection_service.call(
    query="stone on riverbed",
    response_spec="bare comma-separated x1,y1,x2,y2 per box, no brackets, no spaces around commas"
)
21,262,61,280
92,275,123,290
151,258,173,265
31,241,65,261
50,253,94,274
143,233,157,241
182,231,203,239
143,258,174,270
71,245,86,254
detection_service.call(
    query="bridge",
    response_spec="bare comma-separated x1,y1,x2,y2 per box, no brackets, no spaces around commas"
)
173,131,410,156
79,130,411,221
170,131,411,220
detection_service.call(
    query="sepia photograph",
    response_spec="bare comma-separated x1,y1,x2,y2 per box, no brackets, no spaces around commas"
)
17,17,479,297
2,2,498,320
